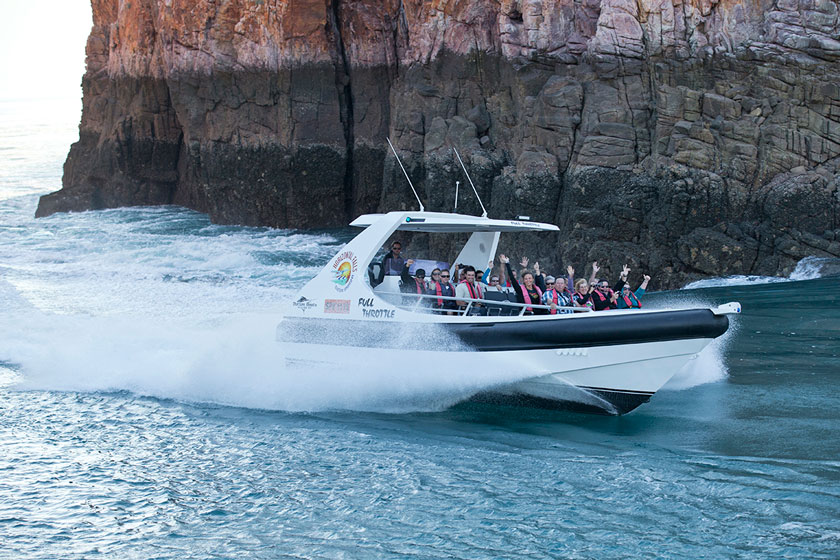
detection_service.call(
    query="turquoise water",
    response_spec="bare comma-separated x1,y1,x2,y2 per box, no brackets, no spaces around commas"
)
1,99,839,558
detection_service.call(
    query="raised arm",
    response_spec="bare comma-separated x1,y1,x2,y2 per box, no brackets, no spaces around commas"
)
588,261,600,285
534,262,546,292
614,264,630,291
482,260,493,285
400,259,414,285
501,255,525,304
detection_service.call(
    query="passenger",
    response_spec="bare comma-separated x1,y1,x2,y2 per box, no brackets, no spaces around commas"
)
500,254,546,315
573,278,594,309
542,275,573,314
428,268,458,314
400,260,428,305
589,278,619,311
520,256,547,292
455,266,484,314
429,268,442,287
617,274,651,309
482,272,514,315
592,263,631,309
484,274,504,292
475,269,484,284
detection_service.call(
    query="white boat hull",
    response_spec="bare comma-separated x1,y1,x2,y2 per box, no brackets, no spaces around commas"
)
280,337,712,414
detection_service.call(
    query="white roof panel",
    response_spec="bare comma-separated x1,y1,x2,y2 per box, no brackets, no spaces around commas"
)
349,212,559,233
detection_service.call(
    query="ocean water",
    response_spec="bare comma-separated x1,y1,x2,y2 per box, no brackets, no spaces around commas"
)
1,97,839,559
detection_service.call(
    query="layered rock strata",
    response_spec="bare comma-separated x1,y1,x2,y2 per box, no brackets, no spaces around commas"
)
38,0,840,287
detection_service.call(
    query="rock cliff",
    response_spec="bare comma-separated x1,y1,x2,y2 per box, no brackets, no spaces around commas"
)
37,0,840,287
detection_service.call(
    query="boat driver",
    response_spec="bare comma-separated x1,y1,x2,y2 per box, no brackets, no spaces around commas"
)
381,241,405,276
371,240,406,287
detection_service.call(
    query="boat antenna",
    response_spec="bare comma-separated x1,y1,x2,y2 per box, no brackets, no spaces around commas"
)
452,147,488,217
386,137,424,212
454,180,460,213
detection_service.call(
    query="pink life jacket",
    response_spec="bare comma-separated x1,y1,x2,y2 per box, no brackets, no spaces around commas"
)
519,283,543,312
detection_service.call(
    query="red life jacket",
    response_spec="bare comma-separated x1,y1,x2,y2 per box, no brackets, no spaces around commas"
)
413,278,424,294
591,288,617,310
463,281,482,301
432,282,454,306
621,291,641,308
545,289,558,315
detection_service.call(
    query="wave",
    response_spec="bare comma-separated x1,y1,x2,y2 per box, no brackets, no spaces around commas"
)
683,256,840,289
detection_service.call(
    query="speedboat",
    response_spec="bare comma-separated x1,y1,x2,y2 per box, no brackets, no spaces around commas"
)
277,210,740,415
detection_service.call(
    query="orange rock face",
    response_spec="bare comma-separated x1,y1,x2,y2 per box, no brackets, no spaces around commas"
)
38,0,840,287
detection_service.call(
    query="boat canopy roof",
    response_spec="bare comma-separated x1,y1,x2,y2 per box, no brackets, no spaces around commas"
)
349,211,560,233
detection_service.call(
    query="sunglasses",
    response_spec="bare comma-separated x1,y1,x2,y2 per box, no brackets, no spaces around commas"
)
440,275,450,278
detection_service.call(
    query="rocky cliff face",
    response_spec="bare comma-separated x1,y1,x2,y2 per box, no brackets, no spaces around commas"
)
37,0,840,287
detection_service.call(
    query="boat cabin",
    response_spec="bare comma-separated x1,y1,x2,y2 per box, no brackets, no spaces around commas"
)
287,210,590,321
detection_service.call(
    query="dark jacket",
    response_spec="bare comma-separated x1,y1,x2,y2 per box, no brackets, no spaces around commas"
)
377,250,406,284
400,265,426,295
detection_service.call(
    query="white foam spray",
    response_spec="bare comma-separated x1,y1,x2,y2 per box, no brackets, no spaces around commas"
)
2,309,542,413
642,292,739,390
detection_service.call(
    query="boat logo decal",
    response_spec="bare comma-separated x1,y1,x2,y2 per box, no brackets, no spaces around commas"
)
331,250,358,292
292,296,318,313
324,299,351,314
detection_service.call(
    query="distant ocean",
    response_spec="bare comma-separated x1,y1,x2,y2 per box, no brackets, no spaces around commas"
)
1,97,838,559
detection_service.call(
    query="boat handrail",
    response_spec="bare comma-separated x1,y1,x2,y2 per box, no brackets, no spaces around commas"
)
375,291,593,316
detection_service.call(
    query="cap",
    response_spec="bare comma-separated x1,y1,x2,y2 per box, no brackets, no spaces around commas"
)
416,268,426,277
